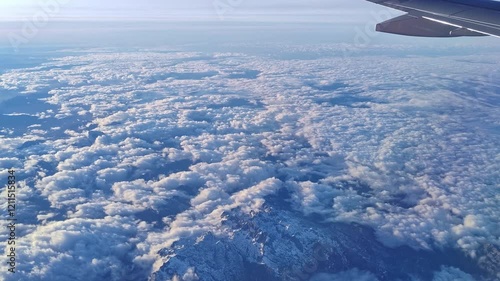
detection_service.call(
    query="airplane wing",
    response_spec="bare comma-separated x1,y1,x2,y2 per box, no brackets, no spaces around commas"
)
366,0,500,38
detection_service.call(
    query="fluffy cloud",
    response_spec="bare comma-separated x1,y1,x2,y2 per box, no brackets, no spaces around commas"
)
432,266,476,281
0,45,498,280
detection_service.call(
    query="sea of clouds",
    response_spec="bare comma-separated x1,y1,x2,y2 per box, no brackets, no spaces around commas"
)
0,45,498,280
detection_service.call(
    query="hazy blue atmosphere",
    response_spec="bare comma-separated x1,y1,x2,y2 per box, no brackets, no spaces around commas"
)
0,0,389,21
0,1,499,281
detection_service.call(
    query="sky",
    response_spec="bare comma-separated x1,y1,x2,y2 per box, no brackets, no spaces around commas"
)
2,0,499,51
0,0,409,49
0,0,383,22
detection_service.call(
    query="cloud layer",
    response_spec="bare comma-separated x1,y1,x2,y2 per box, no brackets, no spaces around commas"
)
0,45,499,280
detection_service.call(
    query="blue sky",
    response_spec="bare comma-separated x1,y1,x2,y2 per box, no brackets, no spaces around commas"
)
0,0,404,50
1,0,498,53
0,0,381,22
